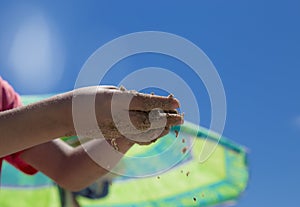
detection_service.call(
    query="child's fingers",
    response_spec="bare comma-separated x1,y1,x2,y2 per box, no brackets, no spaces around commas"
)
103,110,182,138
127,110,183,133
109,90,180,111
163,109,179,114
130,94,180,111
97,110,182,139
164,113,184,126
111,90,180,111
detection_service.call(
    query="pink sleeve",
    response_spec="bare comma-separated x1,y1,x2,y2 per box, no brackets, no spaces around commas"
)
0,76,22,111
4,151,38,175
0,76,38,175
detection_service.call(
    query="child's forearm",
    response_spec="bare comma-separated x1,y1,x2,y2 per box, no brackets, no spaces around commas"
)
20,138,134,191
0,93,73,157
58,138,134,191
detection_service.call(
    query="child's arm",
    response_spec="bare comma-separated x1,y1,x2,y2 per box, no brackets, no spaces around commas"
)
0,86,182,157
20,138,134,191
0,92,72,157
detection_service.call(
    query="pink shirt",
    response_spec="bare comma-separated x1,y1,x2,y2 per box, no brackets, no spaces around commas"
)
0,76,37,175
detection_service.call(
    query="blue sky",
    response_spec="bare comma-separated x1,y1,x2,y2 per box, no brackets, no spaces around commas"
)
0,1,300,206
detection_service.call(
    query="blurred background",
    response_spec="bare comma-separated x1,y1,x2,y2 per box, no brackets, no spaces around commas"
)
0,0,299,206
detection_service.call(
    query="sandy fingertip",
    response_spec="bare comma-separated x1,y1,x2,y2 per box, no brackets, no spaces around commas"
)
168,93,174,98
119,85,127,91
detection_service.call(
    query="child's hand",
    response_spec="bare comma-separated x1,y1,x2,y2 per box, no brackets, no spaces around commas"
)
71,86,183,145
